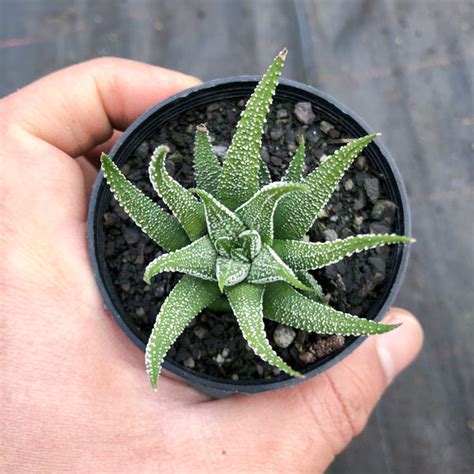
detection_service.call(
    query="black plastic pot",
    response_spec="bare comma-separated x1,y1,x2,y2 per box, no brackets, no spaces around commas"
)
88,77,411,398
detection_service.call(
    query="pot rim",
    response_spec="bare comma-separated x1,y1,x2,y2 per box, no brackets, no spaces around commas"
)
88,76,411,397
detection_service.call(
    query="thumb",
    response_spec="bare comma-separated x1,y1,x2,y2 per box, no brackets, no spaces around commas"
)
209,308,423,473
300,307,424,461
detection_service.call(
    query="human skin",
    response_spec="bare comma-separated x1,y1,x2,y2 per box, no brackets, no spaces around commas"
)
0,58,423,473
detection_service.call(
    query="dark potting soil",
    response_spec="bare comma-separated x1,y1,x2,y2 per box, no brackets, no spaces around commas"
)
103,99,398,382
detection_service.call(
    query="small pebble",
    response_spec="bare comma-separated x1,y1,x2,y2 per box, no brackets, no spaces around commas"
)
193,326,209,340
212,145,228,160
320,120,334,135
355,155,367,170
270,127,283,141
273,324,296,348
299,351,317,364
371,200,397,222
364,178,381,203
135,142,149,160
260,146,270,162
323,229,338,241
312,335,345,358
344,179,354,191
184,357,195,369
120,282,131,292
368,256,386,274
123,227,140,244
294,102,316,125
103,212,119,227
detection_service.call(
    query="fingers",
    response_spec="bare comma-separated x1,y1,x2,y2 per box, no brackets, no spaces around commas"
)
1,57,201,157
204,308,423,472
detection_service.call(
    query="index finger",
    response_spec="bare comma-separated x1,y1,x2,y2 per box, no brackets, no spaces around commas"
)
1,57,201,157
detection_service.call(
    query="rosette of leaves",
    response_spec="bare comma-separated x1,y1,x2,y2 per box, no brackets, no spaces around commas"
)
101,48,413,389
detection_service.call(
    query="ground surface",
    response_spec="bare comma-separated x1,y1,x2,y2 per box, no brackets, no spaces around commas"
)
1,1,472,473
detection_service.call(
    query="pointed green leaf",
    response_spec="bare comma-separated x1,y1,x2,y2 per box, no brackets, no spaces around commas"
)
238,230,262,260
226,283,301,377
236,182,306,244
263,282,398,335
274,134,379,240
216,257,250,292
214,236,236,258
149,145,206,241
191,188,246,242
219,49,287,210
273,234,414,271
259,159,272,187
100,154,189,251
296,271,324,303
230,247,250,263
144,236,217,284
193,124,222,196
247,244,311,291
145,276,220,388
283,138,306,182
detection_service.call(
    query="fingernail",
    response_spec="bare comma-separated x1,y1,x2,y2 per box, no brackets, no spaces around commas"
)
375,310,423,385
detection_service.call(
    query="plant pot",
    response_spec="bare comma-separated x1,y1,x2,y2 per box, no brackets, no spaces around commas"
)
87,77,411,398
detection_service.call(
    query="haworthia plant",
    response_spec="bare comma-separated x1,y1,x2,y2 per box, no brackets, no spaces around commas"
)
101,49,414,389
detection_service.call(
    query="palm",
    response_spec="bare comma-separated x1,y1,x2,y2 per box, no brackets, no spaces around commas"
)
1,57,422,473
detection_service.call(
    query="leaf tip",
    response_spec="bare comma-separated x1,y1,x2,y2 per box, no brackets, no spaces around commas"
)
278,47,288,61
196,123,208,133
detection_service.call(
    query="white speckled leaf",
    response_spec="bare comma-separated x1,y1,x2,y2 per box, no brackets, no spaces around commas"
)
247,244,311,291
144,236,217,284
273,234,413,271
274,134,379,240
191,188,246,243
145,275,220,389
100,154,189,251
283,138,306,182
259,159,272,187
149,145,206,241
236,182,306,244
193,124,222,196
214,236,236,258
216,257,250,292
219,49,287,210
263,282,398,335
226,283,302,377
238,230,262,260
295,270,324,302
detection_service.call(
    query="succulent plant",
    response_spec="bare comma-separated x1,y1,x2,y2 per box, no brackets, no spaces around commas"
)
101,48,413,389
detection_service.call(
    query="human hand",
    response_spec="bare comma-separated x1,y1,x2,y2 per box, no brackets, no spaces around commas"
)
0,58,423,473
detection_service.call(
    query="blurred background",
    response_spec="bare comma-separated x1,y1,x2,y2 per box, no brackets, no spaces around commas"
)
1,0,472,472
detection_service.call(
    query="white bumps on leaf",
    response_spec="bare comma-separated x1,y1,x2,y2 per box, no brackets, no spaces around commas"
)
274,134,379,240
273,234,413,271
100,153,190,251
263,282,398,336
218,49,287,210
101,48,412,390
149,145,206,241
